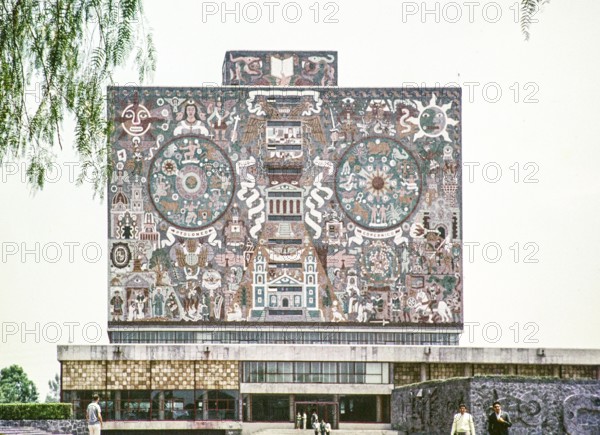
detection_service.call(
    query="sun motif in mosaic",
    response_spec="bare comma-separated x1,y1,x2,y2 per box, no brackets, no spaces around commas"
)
336,137,421,230
148,135,235,229
413,94,459,141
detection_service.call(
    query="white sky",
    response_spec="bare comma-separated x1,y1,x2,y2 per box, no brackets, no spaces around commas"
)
1,0,599,400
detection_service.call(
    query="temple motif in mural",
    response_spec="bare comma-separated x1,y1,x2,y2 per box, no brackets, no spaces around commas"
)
108,84,462,325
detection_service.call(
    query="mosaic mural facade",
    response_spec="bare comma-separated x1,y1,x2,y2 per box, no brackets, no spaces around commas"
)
108,82,462,327
222,51,338,86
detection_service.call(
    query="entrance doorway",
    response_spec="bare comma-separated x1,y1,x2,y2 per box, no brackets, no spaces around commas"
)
295,401,338,430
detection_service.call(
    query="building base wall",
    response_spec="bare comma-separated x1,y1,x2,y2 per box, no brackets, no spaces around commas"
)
391,376,600,435
0,419,88,434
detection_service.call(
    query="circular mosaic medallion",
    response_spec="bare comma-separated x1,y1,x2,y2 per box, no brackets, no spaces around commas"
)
148,135,234,229
335,137,421,230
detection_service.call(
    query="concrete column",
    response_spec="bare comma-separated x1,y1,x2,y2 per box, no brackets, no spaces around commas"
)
508,365,516,375
420,363,428,382
333,395,340,429
596,366,600,380
158,391,165,420
247,395,253,422
203,391,209,420
553,366,560,378
464,364,473,377
290,394,295,422
376,395,383,423
114,391,121,420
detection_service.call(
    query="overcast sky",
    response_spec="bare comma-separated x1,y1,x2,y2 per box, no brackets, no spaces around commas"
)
1,0,599,399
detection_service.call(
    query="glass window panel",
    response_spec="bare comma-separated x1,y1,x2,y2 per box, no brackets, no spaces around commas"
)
381,364,389,383
365,374,381,384
367,363,382,375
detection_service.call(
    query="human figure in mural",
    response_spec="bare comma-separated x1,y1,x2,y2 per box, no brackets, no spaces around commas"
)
390,292,401,323
127,300,137,321
110,290,124,321
401,291,412,322
207,97,230,141
488,401,512,435
450,403,476,435
174,102,209,136
153,288,164,317
166,291,180,319
135,291,147,319
179,139,202,162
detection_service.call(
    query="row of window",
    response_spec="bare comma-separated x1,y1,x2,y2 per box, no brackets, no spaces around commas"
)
110,330,460,345
63,390,238,421
62,390,391,423
243,362,389,384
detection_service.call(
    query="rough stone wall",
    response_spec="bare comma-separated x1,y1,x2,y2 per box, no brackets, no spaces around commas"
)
470,377,600,435
391,376,600,435
0,419,88,434
392,378,471,434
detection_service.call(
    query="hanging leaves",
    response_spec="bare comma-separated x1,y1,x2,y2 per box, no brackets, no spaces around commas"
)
0,0,155,196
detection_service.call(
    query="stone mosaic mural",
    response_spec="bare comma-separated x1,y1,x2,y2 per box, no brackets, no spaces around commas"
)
108,84,462,325
223,51,338,86
392,377,600,434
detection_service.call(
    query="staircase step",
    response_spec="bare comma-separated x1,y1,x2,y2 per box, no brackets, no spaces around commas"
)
0,426,59,435
252,430,397,435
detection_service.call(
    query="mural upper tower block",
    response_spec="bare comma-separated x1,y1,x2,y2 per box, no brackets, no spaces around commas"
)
107,50,462,344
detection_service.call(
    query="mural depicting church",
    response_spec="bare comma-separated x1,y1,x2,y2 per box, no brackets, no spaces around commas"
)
107,51,462,326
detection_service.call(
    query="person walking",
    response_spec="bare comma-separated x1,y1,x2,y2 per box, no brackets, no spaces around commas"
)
311,410,318,430
302,411,307,429
488,401,512,435
450,403,476,435
296,411,302,429
320,418,326,435
86,393,103,435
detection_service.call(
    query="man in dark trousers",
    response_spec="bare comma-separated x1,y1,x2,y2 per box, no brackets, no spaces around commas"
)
488,401,512,434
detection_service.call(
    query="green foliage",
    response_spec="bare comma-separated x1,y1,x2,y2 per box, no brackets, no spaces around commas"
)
0,0,155,196
44,374,60,403
0,365,38,403
149,248,171,271
520,0,548,40
0,403,72,420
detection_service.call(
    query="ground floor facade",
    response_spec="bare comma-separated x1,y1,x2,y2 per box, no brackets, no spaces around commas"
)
57,345,600,433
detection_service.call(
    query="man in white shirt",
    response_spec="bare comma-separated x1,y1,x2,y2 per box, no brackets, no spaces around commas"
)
451,403,476,435
86,393,103,435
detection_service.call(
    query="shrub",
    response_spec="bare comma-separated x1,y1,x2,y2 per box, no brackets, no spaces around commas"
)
0,403,72,420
